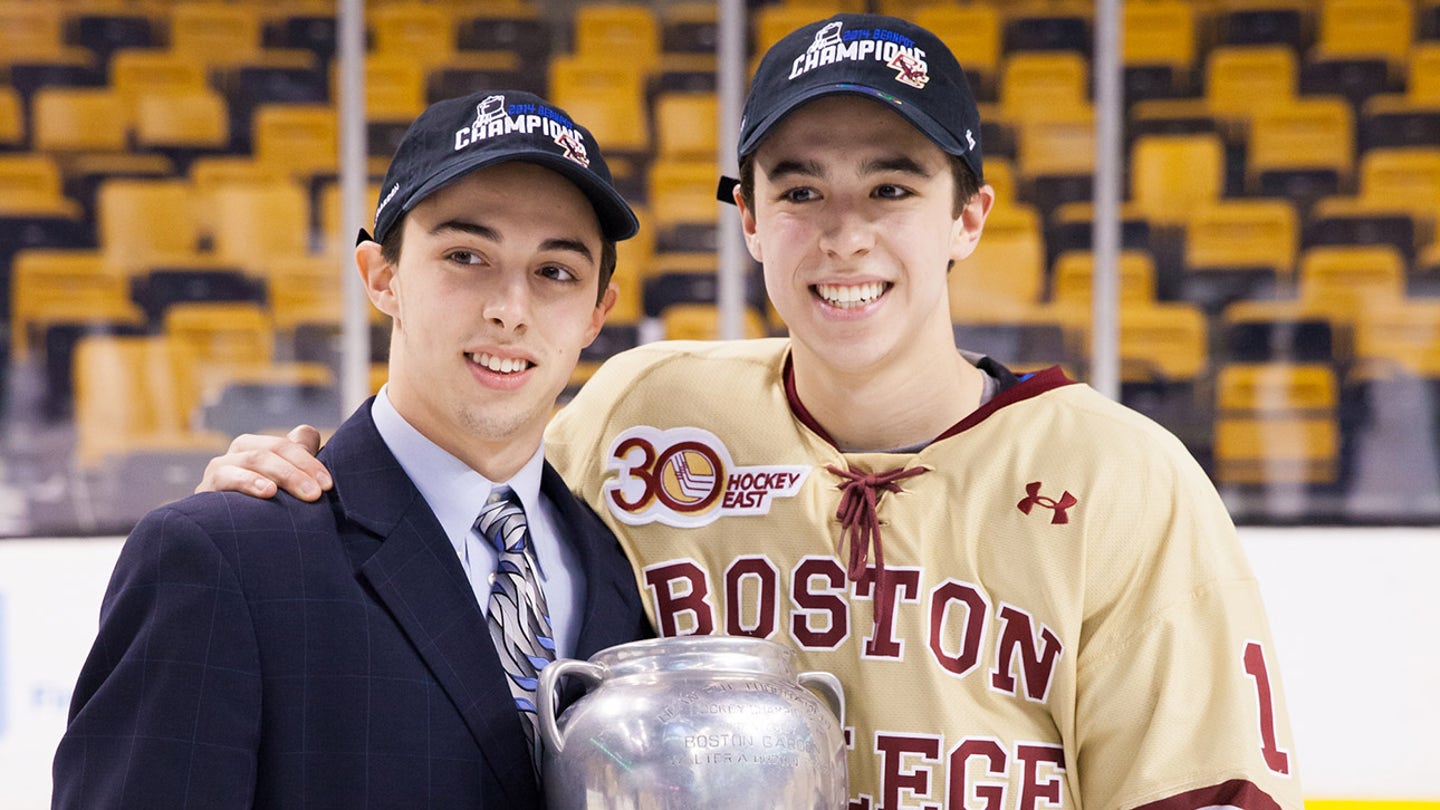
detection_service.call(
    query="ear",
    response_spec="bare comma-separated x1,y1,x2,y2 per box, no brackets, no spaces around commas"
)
949,183,996,263
582,281,619,348
734,184,763,262
355,240,399,320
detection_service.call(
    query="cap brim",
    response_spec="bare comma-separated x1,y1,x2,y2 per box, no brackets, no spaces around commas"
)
400,150,639,242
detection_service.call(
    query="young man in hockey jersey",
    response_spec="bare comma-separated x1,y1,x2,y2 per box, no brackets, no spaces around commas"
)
200,15,1302,809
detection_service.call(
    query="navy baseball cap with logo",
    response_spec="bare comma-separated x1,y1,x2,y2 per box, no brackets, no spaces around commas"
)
361,89,638,245
736,13,984,182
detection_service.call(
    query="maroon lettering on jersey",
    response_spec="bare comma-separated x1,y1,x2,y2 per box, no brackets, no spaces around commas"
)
928,580,990,677
876,732,942,810
725,556,779,638
791,556,849,649
643,560,715,637
949,737,1009,810
1016,743,1066,810
1243,641,1291,775
854,566,922,658
990,604,1063,702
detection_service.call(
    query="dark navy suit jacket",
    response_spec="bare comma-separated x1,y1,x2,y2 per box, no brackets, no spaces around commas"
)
53,399,651,809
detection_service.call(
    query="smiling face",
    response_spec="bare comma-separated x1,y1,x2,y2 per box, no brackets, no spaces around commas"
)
738,95,993,383
358,161,615,479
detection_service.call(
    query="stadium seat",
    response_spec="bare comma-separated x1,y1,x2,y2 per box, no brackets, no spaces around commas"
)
647,158,719,252
1129,133,1226,226
1355,147,1440,239
1004,5,1091,54
999,51,1091,127
1122,0,1199,98
574,4,661,75
1205,45,1300,133
1297,244,1408,307
660,303,767,341
252,103,339,179
8,249,141,359
1015,107,1095,214
168,3,264,68
163,301,275,371
209,180,312,272
655,92,718,162
1183,198,1299,310
0,154,80,217
133,90,231,162
369,3,457,69
1221,299,1337,365
31,88,128,153
1215,1,1309,49
95,178,203,275
1215,362,1341,485
1050,249,1158,304
456,5,552,71
354,55,428,122
0,86,23,148
1119,301,1210,384
0,3,91,68
1313,0,1415,79
915,4,1003,97
1305,194,1418,265
549,55,651,155
1354,298,1440,378
950,203,1047,317
109,50,210,114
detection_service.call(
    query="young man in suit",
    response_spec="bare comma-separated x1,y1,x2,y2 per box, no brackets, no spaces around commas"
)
52,89,652,810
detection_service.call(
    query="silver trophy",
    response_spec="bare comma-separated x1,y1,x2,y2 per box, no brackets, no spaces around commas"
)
537,636,848,809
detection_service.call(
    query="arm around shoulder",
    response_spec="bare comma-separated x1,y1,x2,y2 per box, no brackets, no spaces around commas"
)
53,502,263,810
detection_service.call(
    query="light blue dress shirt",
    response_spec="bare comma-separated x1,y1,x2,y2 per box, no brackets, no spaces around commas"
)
370,386,585,659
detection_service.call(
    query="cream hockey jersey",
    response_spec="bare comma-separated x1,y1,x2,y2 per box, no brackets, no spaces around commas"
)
546,338,1301,810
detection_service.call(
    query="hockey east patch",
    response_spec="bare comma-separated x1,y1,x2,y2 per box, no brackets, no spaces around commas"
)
602,426,809,528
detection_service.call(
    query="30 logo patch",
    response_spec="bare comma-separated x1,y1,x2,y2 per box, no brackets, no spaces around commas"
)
603,426,809,527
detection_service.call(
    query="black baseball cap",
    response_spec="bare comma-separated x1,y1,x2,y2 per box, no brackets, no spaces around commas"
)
734,13,983,183
361,89,638,245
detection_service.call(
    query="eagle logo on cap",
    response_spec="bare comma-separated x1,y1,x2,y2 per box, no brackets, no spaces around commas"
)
888,52,930,89
554,129,590,167
474,94,507,128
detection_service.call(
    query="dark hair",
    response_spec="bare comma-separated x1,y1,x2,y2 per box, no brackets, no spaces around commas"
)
737,150,982,218
378,211,619,305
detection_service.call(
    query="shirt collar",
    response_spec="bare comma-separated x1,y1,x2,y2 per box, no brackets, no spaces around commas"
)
371,385,547,560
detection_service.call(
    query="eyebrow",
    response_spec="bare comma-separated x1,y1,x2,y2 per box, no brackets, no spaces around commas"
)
431,220,595,263
764,155,935,182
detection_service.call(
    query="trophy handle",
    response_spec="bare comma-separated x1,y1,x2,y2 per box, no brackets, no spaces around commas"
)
798,670,845,730
538,658,604,756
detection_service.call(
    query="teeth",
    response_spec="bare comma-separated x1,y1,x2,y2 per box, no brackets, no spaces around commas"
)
816,282,885,308
470,352,529,373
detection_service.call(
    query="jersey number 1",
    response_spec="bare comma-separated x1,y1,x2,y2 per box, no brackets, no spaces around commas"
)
1243,641,1290,775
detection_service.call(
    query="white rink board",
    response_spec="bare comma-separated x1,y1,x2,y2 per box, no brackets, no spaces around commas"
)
1,529,1437,807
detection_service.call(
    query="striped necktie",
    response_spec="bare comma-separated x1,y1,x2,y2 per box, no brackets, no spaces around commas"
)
475,490,556,761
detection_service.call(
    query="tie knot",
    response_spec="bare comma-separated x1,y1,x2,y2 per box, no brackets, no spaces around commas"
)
476,490,528,554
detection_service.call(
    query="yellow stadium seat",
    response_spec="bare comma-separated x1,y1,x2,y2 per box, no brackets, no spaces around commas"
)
1356,147,1440,235
1205,45,1299,132
915,4,1003,94
1123,0,1198,94
169,3,263,67
999,51,1091,126
951,203,1046,317
1215,362,1340,485
9,249,143,358
647,159,720,235
655,92,718,162
660,303,767,341
983,157,1017,205
610,204,653,323
1409,42,1440,105
267,255,344,331
353,55,428,122
1298,244,1407,306
31,88,128,153
1050,249,1158,304
209,181,312,271
1315,0,1415,77
318,179,383,258
1120,301,1209,383
1246,96,1355,194
1016,106,1095,181
754,6,830,54
133,90,230,152
1355,298,1440,378
96,178,203,274
110,50,210,112
370,3,456,67
548,55,650,153
1129,133,1226,226
1184,197,1300,280
0,2,91,67
253,104,338,179
575,4,661,74
164,301,275,369
73,335,222,469
0,86,22,148
0,154,81,216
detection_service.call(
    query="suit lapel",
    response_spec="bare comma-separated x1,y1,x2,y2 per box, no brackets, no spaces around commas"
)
540,463,647,658
325,402,540,805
